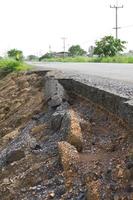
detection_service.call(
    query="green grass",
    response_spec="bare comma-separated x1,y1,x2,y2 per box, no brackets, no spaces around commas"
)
40,56,133,63
40,57,91,62
0,59,30,73
95,56,133,63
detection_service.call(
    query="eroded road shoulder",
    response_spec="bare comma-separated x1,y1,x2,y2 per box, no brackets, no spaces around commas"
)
0,71,132,200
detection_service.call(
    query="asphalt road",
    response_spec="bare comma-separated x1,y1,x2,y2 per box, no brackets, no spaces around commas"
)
29,62,133,83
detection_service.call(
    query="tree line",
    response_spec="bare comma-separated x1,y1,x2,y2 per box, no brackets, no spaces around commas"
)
3,36,126,61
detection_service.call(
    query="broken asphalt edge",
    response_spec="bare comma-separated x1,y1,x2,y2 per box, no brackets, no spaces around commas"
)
29,69,133,129
58,78,133,129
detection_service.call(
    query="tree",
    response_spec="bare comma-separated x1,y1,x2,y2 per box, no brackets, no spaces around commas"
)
68,45,86,56
27,55,39,61
128,50,133,55
94,36,126,57
39,53,53,61
7,49,23,61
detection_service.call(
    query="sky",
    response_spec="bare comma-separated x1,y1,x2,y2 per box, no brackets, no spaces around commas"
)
0,0,133,56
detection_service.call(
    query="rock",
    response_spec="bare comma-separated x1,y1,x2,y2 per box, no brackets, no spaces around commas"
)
51,112,64,131
58,141,80,172
44,76,68,108
115,164,131,182
55,185,66,197
31,124,46,134
49,191,55,198
113,194,119,200
2,129,19,143
77,192,87,200
28,137,37,149
29,186,37,191
3,178,10,184
125,157,133,170
21,188,27,192
48,94,62,108
6,149,25,165
44,76,66,99
56,101,69,111
61,109,83,152
117,167,125,178
28,138,42,151
86,180,101,200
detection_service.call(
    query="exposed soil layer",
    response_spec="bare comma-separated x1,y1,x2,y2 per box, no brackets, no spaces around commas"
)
0,72,132,200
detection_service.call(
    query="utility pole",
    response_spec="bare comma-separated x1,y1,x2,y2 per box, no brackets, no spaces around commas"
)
61,37,67,57
110,1,123,39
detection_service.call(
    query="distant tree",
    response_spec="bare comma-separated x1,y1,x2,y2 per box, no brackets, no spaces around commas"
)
68,45,86,56
27,55,39,61
7,49,23,61
94,36,126,57
39,52,53,61
128,50,133,55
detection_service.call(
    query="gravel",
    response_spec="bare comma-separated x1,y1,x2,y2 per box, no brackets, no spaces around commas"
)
59,71,133,100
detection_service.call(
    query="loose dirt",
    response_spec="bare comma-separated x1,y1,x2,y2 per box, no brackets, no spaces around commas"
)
0,71,132,200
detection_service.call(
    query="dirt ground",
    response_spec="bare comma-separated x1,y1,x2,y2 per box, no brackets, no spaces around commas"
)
0,72,132,200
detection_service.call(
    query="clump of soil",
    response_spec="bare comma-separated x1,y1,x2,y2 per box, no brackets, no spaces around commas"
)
0,71,132,200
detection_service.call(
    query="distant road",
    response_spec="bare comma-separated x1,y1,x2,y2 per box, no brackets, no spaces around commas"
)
29,62,133,83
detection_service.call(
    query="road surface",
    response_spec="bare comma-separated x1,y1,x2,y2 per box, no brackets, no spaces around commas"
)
29,62,133,83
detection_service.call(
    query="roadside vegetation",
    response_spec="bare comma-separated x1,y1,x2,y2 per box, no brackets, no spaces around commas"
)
1,36,133,66
26,55,39,61
93,36,126,57
0,59,30,73
38,36,133,63
7,49,24,61
39,56,133,63
0,49,30,74
68,45,86,57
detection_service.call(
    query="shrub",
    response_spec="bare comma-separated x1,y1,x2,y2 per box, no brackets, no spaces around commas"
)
0,59,30,73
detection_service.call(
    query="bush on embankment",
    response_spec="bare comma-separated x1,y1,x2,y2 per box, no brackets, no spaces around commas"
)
0,59,30,73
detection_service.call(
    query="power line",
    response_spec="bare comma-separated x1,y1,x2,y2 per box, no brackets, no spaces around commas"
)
110,2,124,39
121,24,133,29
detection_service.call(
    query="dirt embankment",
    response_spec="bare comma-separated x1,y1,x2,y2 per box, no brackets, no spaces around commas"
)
0,71,132,200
